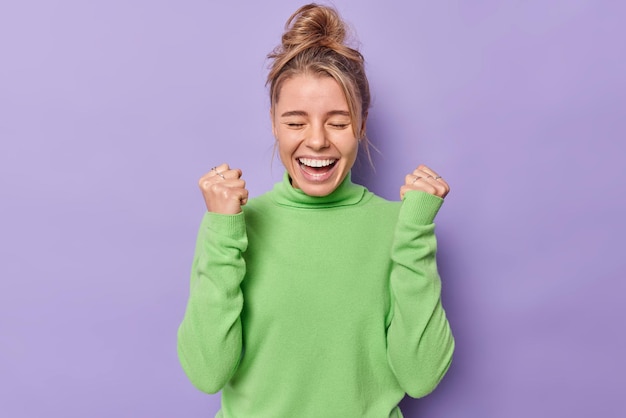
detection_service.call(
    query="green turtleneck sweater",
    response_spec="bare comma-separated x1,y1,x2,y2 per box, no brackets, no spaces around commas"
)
177,173,454,418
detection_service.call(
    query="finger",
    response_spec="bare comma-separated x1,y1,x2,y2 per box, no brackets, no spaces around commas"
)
434,176,450,195
199,167,242,189
400,183,437,200
400,184,412,200
208,179,246,194
406,169,433,186
416,164,440,179
198,176,246,199
417,165,449,189
207,163,231,179
405,169,449,199
221,187,248,211
199,176,216,191
239,188,249,206
226,178,246,189
205,185,249,214
417,170,449,198
211,167,243,182
211,163,230,173
407,180,440,196
218,186,247,202
411,166,437,182
199,169,222,186
405,173,423,185
218,168,243,180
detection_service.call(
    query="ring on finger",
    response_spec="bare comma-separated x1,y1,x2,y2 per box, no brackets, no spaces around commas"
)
434,176,442,180
211,167,226,180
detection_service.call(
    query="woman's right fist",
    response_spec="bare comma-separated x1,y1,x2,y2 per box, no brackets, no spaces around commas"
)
198,163,249,214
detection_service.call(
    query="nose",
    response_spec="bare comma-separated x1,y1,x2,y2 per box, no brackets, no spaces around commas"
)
304,122,329,150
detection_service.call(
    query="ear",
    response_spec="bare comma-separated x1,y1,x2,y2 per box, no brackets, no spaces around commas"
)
270,109,277,139
359,111,368,139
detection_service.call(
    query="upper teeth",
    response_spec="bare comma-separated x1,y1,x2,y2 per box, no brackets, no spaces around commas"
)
299,158,336,167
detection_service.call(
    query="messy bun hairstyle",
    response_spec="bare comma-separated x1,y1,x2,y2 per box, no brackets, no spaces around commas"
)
267,4,371,152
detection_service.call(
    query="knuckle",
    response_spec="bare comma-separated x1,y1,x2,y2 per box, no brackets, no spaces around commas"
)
422,185,436,195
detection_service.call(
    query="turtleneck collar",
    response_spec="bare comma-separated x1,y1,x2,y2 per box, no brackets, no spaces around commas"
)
271,171,367,209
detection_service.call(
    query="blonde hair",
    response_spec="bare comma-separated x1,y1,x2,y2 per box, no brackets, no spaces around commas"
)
267,3,372,161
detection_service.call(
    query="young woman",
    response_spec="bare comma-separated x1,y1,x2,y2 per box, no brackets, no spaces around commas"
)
178,4,454,417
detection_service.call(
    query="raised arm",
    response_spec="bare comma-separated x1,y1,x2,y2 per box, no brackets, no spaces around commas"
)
386,165,454,398
177,164,249,393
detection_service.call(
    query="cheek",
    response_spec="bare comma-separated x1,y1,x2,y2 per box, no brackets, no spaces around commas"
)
339,138,359,160
276,136,296,162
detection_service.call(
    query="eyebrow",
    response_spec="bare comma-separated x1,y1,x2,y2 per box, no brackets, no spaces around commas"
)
280,110,351,117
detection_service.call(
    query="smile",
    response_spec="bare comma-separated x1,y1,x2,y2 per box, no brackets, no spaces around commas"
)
297,157,338,180
298,157,337,168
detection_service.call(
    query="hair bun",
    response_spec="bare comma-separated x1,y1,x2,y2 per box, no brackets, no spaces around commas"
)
282,3,347,51
266,3,371,158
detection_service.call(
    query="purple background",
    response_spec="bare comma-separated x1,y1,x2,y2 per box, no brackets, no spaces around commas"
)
1,1,624,417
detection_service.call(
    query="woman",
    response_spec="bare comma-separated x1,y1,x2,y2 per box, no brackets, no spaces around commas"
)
177,4,454,417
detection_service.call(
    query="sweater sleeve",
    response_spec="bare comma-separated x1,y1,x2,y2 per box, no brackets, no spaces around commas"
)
177,211,248,394
386,190,455,398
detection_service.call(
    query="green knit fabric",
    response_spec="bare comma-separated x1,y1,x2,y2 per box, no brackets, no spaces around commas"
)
178,172,454,418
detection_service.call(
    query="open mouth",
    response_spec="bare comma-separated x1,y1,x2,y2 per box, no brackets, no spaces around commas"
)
298,157,337,177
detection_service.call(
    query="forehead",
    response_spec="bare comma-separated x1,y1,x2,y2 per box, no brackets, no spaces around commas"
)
275,74,349,112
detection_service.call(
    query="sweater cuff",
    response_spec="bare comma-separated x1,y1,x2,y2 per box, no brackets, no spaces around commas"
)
204,211,246,237
400,190,444,225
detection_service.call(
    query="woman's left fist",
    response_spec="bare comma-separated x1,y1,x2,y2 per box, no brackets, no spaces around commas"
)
400,164,450,200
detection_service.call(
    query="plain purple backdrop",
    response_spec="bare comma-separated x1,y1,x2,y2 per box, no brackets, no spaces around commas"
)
1,1,624,417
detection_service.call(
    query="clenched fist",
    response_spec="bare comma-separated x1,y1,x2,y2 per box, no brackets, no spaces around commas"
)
198,163,249,214
400,164,450,200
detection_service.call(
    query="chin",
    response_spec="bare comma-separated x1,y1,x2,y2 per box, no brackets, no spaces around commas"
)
296,175,344,197
301,185,334,197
